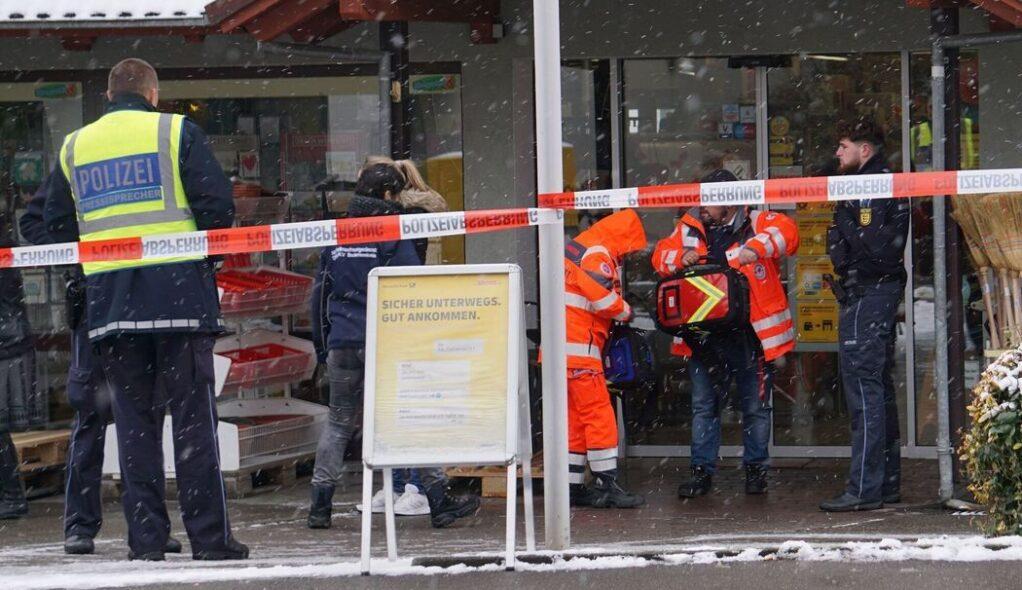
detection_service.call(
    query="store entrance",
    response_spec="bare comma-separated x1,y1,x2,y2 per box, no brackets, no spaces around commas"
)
599,53,961,458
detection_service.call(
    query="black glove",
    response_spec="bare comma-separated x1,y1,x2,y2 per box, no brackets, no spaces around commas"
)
64,271,86,330
823,273,848,306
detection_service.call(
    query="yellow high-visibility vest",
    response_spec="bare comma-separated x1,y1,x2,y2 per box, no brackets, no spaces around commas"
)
60,110,199,275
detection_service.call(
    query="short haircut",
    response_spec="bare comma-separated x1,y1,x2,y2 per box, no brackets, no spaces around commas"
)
836,116,886,150
108,58,159,97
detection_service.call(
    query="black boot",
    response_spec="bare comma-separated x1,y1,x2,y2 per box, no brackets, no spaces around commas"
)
570,483,597,507
819,492,882,512
64,535,95,555
0,432,27,520
307,484,335,529
192,537,249,561
165,536,184,554
678,466,712,498
423,483,480,528
745,464,768,495
589,470,644,509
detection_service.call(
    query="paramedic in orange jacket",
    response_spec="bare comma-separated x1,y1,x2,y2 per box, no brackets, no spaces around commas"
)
652,169,799,499
565,209,647,509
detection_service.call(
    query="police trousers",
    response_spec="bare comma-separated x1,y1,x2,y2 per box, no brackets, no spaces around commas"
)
98,332,233,556
838,281,902,501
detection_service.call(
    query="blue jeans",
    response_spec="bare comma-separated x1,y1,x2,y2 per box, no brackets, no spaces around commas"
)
392,469,423,492
688,329,773,474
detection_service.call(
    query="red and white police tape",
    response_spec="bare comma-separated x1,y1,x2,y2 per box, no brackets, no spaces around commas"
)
5,168,1022,269
539,168,1022,210
0,208,562,269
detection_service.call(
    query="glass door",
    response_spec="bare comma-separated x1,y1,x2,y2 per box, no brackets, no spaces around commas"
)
620,57,759,449
765,53,908,449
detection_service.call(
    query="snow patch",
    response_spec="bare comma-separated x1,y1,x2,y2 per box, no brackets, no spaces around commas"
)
4,536,1022,589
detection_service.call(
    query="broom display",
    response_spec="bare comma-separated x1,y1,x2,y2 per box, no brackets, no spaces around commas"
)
952,197,1001,349
983,194,1022,347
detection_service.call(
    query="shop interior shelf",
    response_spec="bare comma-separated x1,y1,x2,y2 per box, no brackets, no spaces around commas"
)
218,266,313,317
214,329,316,394
233,194,290,226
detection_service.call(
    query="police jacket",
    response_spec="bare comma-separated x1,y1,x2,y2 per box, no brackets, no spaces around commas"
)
38,93,234,341
827,154,909,289
311,195,420,357
653,206,799,361
564,209,647,371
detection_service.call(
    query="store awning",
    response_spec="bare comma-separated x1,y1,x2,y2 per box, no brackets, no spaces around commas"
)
206,0,501,44
0,0,498,49
0,0,207,23
0,0,210,49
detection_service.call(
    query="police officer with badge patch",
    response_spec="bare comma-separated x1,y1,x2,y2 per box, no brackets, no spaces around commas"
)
40,58,247,560
821,117,909,512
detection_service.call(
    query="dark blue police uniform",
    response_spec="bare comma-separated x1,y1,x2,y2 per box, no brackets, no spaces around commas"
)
827,154,908,505
37,93,242,559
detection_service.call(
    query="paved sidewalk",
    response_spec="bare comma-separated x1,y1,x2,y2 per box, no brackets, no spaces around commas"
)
0,458,991,589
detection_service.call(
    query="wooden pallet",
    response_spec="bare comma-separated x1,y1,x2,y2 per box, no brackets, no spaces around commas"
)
446,452,543,498
11,430,71,472
103,455,314,500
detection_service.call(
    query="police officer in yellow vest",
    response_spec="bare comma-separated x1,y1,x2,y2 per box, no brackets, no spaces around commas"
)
40,59,247,561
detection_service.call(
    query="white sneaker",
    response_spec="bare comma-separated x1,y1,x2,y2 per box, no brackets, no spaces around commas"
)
356,488,387,514
393,484,431,516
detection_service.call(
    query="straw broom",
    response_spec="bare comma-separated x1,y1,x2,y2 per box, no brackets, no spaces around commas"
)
979,194,1020,347
1007,193,1022,346
952,197,1001,349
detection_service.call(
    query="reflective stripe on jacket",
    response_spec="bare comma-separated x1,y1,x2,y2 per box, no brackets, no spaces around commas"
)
60,110,198,275
565,209,647,370
652,207,799,361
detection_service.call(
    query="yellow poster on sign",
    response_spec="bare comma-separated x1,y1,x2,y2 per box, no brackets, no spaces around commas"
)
369,270,514,466
795,257,836,302
796,302,839,343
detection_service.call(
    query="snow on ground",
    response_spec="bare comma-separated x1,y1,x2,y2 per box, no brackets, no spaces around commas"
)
3,536,1022,590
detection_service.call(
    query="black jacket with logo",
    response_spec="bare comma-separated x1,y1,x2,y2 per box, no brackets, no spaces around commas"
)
827,155,910,289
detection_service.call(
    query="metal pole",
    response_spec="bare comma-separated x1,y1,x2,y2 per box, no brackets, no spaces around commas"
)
931,42,954,503
533,0,570,550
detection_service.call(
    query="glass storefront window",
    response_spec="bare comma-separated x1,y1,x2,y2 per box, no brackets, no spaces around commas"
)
621,58,759,447
1,82,84,428
408,73,465,264
767,53,906,446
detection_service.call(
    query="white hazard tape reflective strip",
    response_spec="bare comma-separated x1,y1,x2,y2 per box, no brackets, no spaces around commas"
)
0,207,564,269
539,167,1022,210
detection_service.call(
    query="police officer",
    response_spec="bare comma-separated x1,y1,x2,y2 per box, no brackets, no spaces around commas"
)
820,117,908,512
40,58,247,559
19,192,184,555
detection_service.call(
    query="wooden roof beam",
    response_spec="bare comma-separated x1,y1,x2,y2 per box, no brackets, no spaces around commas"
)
243,0,335,40
338,0,499,23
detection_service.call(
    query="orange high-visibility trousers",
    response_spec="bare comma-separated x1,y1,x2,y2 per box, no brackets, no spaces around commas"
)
568,369,618,480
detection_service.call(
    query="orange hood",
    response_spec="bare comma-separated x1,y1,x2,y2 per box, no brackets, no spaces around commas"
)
576,209,648,260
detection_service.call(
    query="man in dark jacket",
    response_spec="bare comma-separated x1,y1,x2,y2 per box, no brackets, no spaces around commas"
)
20,190,183,554
39,58,246,560
821,117,908,512
306,164,480,530
0,208,31,520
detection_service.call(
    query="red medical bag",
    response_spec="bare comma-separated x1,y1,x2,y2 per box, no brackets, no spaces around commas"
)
654,261,750,339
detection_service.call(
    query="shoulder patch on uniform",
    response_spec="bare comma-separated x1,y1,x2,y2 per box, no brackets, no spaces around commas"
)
599,262,613,277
